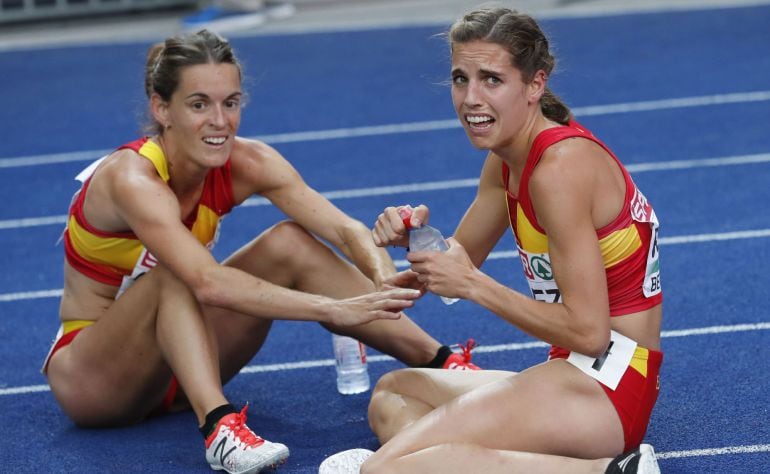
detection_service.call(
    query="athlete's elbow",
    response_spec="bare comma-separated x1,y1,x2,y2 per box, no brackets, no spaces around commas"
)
190,269,227,307
575,329,611,358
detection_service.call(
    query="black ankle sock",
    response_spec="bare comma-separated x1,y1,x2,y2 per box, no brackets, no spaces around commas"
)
421,345,453,368
199,404,237,439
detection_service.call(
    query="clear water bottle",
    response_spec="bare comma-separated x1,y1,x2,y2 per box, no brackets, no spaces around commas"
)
400,207,460,305
332,334,370,394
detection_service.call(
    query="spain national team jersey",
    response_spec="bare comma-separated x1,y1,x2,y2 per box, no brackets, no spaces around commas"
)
503,121,662,317
63,137,235,293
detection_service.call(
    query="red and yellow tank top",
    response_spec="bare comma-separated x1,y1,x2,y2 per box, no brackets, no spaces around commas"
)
503,121,662,317
63,137,235,289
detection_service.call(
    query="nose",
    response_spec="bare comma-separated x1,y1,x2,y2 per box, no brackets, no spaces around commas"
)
463,80,482,108
209,105,227,128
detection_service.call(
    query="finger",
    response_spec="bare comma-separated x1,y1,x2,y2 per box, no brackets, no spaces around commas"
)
372,224,387,247
387,206,411,236
369,310,403,321
411,204,430,228
382,288,422,300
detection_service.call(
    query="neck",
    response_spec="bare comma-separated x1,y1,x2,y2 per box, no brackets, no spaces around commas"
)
154,134,208,195
493,111,556,172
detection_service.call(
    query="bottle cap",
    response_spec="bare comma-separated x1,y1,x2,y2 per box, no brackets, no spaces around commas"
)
398,205,413,230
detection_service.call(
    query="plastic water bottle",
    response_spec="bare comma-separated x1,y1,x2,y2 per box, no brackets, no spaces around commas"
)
332,334,370,394
400,206,460,305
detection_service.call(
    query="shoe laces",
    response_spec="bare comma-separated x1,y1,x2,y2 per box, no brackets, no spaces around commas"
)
452,338,476,363
224,404,265,449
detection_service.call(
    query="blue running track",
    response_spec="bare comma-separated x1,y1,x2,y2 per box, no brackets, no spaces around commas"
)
1,4,769,473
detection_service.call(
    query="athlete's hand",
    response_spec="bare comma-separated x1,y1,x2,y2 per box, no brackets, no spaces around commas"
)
326,288,421,326
382,269,427,294
407,238,477,300
372,204,430,248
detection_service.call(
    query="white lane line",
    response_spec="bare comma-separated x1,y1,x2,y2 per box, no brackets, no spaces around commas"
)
2,321,767,396
3,151,770,230
1,91,768,169
391,228,770,268
2,228,770,303
0,289,64,302
0,215,68,230
657,444,770,459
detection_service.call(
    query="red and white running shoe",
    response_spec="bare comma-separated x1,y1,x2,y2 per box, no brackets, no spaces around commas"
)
442,339,481,370
205,405,289,473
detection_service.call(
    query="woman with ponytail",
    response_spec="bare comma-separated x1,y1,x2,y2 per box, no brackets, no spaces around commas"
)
324,7,664,474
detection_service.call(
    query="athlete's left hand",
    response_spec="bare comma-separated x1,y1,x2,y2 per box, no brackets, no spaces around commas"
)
406,238,477,300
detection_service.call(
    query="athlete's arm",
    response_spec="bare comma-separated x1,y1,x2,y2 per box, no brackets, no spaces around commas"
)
452,152,511,268
108,150,417,326
463,143,612,356
231,138,398,289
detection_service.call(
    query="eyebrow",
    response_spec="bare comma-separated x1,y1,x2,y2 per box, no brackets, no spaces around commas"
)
184,91,243,100
450,67,504,77
479,68,504,77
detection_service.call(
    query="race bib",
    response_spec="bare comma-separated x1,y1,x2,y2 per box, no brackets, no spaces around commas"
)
630,187,662,298
517,247,562,303
116,248,158,298
566,330,637,390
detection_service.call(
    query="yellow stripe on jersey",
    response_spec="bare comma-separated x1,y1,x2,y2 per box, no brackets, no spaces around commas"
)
628,346,649,377
138,140,170,182
191,205,220,244
513,204,642,270
62,319,95,335
598,225,642,268
67,215,142,272
515,206,549,253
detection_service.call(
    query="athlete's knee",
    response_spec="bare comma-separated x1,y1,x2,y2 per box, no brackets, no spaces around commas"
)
372,368,427,399
266,220,315,249
368,369,424,440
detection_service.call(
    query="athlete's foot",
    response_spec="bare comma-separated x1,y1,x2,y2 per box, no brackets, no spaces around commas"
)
205,405,289,473
604,444,660,474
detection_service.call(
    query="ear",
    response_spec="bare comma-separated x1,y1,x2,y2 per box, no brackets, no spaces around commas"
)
150,93,170,129
528,70,547,105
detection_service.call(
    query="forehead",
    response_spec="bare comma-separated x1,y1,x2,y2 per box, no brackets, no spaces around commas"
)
451,40,512,70
176,62,241,94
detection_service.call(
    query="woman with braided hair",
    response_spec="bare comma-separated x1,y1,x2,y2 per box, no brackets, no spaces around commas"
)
322,7,664,474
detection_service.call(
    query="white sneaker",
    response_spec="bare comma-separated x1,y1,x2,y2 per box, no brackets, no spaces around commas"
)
636,444,661,474
205,405,289,473
319,448,374,474
606,443,660,474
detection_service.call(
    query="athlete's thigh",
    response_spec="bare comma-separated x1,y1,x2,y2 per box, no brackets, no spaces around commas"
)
374,367,516,409
47,270,176,423
377,360,624,461
206,221,374,381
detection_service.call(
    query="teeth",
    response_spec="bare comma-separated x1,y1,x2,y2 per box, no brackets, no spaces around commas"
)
466,115,493,124
203,136,226,145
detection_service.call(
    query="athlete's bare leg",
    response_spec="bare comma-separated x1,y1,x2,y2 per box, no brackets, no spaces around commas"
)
47,265,227,427
369,368,513,443
370,443,612,474
206,220,446,385
362,361,624,473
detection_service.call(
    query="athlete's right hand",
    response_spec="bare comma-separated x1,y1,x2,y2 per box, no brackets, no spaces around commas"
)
326,288,421,326
372,204,431,248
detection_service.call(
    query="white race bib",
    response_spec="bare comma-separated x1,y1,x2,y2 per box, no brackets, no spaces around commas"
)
566,330,637,390
630,187,662,298
517,247,562,303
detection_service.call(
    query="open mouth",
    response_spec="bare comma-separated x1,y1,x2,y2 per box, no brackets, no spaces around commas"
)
202,136,227,146
465,114,495,129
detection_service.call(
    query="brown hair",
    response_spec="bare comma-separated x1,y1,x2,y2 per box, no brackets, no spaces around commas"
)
448,8,571,125
144,29,242,134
